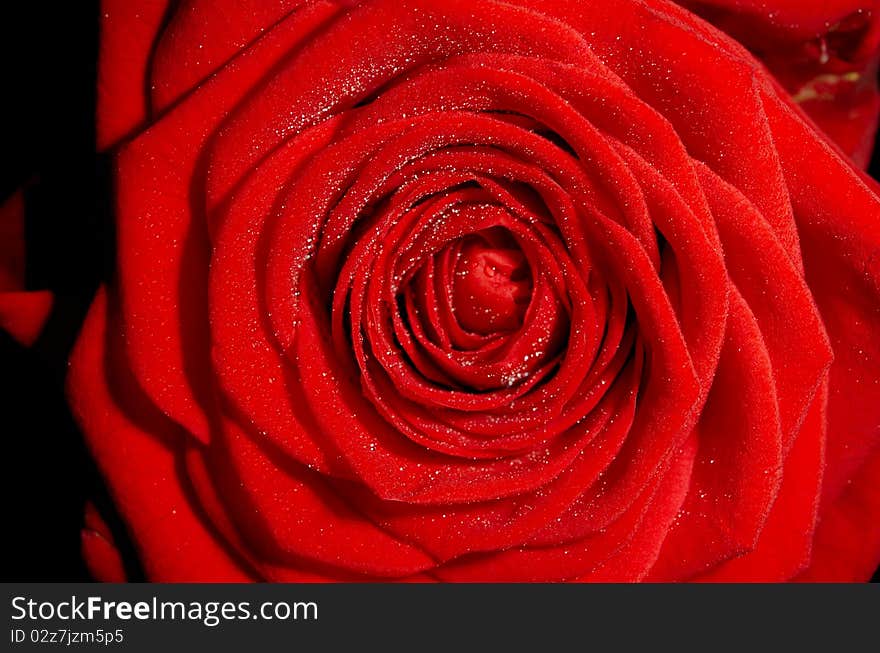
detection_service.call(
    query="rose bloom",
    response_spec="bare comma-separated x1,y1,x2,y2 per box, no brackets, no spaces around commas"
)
68,0,880,582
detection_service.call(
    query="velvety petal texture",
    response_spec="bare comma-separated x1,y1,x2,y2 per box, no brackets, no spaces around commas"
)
677,0,880,167
70,0,880,582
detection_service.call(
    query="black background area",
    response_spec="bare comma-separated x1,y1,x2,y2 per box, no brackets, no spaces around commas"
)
0,2,877,582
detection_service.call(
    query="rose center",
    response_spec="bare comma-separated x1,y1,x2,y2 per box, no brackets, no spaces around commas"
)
451,229,532,334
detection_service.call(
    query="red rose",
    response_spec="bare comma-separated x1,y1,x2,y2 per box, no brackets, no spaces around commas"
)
70,0,880,581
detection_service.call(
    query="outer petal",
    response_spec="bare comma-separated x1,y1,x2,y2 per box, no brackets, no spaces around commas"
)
678,0,880,166
694,382,826,581
684,0,876,32
796,446,880,581
112,1,344,442
150,0,309,112
647,289,784,580
97,0,171,149
81,502,127,583
67,288,252,581
761,88,880,513
761,88,880,580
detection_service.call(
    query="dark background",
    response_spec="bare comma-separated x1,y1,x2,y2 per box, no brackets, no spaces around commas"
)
0,1,142,581
0,2,877,583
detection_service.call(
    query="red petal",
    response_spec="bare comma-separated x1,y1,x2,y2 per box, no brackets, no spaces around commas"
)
796,444,880,581
81,502,127,583
0,290,53,347
694,382,826,581
67,288,253,581
97,0,171,149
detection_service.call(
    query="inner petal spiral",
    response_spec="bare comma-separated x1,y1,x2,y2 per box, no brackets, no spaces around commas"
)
451,228,533,335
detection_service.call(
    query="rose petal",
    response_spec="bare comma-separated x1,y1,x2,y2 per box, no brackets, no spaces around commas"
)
81,502,127,583
97,0,171,149
67,288,253,581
